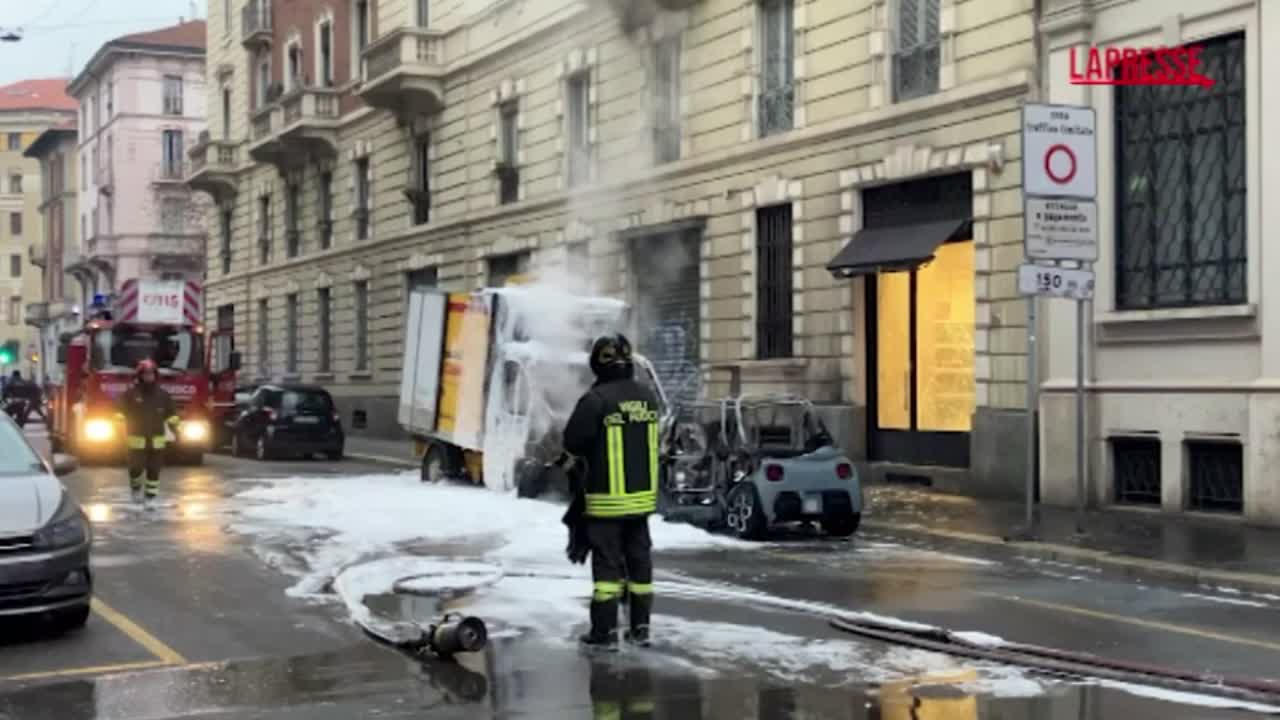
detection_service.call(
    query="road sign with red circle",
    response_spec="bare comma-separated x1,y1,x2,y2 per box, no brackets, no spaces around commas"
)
1023,103,1096,199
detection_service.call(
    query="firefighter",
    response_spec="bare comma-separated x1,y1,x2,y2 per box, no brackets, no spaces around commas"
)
563,333,660,650
114,359,180,508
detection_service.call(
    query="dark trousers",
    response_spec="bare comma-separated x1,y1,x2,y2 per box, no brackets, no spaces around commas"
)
127,446,163,498
586,516,654,637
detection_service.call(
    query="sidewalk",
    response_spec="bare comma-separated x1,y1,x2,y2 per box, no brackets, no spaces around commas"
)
863,483,1280,593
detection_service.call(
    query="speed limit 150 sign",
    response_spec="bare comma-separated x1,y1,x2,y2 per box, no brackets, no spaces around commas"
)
1017,263,1095,301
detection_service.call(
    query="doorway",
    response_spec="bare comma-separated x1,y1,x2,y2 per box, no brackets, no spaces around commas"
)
861,173,975,468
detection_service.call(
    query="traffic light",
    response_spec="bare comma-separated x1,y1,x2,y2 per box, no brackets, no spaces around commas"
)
0,340,20,366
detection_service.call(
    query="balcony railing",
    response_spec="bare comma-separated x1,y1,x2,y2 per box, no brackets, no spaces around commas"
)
251,106,276,141
186,139,239,199
359,27,447,118
241,0,272,47
281,88,339,125
153,162,186,184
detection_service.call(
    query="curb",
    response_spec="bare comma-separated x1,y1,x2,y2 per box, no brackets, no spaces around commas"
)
346,452,418,469
862,519,1280,595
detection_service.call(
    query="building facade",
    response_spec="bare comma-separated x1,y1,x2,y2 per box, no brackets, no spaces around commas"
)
23,122,82,384
68,20,210,292
197,0,1037,496
1039,0,1279,520
0,78,76,378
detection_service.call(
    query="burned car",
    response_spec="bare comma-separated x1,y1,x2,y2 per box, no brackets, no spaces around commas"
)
659,395,863,539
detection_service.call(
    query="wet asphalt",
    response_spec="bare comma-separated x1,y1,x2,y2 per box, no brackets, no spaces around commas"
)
2,426,1280,719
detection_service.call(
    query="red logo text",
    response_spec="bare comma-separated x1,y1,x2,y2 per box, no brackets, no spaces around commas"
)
1069,46,1214,87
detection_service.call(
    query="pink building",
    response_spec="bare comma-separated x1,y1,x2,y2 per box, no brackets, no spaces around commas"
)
67,20,209,291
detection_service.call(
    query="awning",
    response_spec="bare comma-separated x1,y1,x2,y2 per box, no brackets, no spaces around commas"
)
826,218,971,278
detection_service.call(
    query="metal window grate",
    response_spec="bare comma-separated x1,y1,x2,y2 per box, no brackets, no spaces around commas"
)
1115,32,1246,310
285,184,301,257
759,0,794,137
318,172,333,250
653,37,682,164
1111,436,1161,506
893,0,940,102
285,294,298,373
354,281,369,371
257,298,269,374
220,209,233,274
756,204,793,359
1187,439,1243,514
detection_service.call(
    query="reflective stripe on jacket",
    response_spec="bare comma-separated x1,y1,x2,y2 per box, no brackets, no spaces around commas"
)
563,377,661,518
115,384,179,450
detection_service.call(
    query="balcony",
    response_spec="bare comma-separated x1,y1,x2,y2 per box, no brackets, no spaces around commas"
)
24,301,50,328
604,0,703,30
28,243,45,269
359,28,446,119
187,137,240,201
248,88,340,171
241,0,272,50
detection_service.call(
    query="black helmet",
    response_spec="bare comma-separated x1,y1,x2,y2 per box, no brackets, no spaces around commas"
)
589,333,634,379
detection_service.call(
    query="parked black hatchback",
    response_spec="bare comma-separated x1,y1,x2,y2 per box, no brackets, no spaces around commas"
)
230,385,344,461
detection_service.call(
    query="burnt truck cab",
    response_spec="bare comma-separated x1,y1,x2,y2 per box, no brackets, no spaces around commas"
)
51,282,240,465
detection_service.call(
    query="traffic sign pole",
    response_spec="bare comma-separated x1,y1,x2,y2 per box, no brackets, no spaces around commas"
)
1017,102,1100,541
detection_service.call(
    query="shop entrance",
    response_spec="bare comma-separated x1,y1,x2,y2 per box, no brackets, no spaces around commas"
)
830,173,975,468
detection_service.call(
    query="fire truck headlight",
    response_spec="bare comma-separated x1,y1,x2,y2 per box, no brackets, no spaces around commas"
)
84,419,115,443
179,420,209,443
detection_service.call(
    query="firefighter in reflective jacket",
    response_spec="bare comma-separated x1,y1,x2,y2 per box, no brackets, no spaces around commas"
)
114,359,180,507
563,333,661,650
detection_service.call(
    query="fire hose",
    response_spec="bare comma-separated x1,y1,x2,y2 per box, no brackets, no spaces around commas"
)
829,617,1280,710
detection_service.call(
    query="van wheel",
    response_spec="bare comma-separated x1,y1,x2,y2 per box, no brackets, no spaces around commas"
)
421,443,456,483
725,484,767,540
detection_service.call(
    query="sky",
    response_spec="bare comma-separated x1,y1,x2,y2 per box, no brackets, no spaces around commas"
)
0,0,207,86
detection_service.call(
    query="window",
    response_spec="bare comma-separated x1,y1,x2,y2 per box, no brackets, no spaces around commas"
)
163,75,184,115
417,0,429,26
653,36,682,164
894,0,940,102
354,280,368,371
759,0,794,136
286,42,303,91
566,74,590,187
487,252,529,287
353,0,370,79
258,194,272,264
161,198,185,234
317,287,331,372
9,254,20,278
1115,33,1246,310
318,21,334,86
285,183,301,257
317,171,333,249
756,204,793,359
257,55,271,107
497,103,519,204
222,87,232,139
8,174,21,194
354,158,370,240
408,134,431,224
8,297,19,325
5,133,19,151
106,81,114,116
81,156,86,191
257,298,269,373
161,130,184,179
8,213,20,236
220,208,233,274
285,293,298,373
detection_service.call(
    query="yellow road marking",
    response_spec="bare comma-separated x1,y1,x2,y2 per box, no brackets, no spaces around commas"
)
981,592,1280,653
1,660,169,683
90,598,188,665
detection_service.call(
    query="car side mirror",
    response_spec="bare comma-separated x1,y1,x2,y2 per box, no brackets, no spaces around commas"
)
51,453,78,477
228,351,242,372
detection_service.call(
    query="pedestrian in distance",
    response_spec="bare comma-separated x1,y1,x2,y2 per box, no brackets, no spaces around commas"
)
1,370,37,426
563,333,661,651
114,359,180,510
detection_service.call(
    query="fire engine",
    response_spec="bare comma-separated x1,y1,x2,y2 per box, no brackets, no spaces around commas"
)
50,279,240,465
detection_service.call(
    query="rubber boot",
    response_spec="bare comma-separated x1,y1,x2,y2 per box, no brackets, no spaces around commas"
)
580,600,619,651
625,593,652,647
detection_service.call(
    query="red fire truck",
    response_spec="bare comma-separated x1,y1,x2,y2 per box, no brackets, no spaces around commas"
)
50,279,240,465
